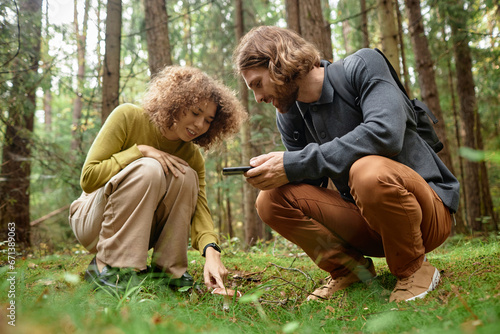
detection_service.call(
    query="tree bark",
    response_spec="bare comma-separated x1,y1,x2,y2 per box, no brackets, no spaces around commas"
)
406,0,469,233
286,0,333,61
101,0,122,122
285,0,300,34
235,0,263,246
360,0,369,48
448,1,483,231
71,0,91,151
396,0,411,96
0,0,43,248
376,0,400,75
405,0,455,171
144,0,172,76
339,1,355,54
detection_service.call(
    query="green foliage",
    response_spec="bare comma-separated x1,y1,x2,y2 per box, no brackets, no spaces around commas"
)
459,147,500,164
1,234,499,333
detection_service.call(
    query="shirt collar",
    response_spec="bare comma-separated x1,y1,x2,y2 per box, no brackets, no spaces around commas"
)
296,60,333,113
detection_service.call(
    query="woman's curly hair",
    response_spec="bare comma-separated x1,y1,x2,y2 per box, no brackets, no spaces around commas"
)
233,25,321,85
142,66,247,150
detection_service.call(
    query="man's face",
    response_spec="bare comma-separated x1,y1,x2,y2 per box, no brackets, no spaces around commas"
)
241,67,298,113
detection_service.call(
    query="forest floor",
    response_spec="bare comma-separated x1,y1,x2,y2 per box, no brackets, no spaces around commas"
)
0,233,499,334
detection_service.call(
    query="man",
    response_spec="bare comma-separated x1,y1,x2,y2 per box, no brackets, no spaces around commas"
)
232,26,459,302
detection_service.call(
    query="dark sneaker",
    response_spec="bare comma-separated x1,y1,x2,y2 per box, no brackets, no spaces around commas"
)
148,266,194,287
84,256,142,291
389,261,440,302
166,272,195,287
307,258,376,301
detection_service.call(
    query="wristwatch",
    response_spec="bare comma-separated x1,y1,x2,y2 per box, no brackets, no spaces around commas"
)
203,243,222,257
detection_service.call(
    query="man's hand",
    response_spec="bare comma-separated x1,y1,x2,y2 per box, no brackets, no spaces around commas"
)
244,152,289,190
137,144,189,177
203,247,228,289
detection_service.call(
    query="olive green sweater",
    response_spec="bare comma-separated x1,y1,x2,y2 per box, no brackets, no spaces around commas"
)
80,103,218,254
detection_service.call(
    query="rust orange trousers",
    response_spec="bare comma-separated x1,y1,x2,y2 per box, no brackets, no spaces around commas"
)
256,155,452,279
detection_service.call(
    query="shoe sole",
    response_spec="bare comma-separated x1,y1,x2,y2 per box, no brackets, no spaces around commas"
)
405,268,440,301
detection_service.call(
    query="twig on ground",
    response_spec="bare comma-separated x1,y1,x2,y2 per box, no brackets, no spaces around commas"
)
270,275,327,300
451,284,479,320
468,265,498,288
232,264,271,281
270,262,315,285
259,298,289,307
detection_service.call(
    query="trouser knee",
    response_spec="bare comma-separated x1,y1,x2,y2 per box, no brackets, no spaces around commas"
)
349,155,391,207
255,188,280,227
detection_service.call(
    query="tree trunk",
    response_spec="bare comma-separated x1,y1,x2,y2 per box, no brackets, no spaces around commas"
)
285,0,300,34
71,0,91,151
475,112,498,231
235,0,263,246
144,0,172,76
101,0,122,122
360,0,370,48
396,0,411,97
436,12,467,234
448,1,483,231
42,0,52,133
339,1,355,54
0,0,43,248
405,0,454,171
286,0,333,61
406,0,469,233
376,0,400,76
43,89,53,132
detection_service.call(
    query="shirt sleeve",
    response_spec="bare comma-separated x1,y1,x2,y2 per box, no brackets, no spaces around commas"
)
283,50,412,182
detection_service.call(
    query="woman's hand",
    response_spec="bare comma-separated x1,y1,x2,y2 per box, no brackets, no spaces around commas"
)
203,247,228,289
137,144,189,177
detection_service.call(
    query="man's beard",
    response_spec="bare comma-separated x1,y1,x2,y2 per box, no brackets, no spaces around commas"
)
274,80,299,114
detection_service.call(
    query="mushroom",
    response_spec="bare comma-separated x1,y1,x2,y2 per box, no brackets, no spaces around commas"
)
211,287,242,298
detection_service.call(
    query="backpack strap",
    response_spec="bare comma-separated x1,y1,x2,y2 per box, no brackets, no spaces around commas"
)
328,60,360,111
374,48,439,125
413,99,439,124
374,48,409,98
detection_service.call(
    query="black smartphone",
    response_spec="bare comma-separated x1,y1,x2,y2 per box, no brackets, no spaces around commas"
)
222,166,253,176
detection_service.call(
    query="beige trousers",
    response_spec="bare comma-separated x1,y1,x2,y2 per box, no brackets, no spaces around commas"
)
69,157,199,277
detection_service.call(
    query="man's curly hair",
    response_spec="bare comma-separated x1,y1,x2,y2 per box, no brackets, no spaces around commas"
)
233,25,321,85
142,66,247,150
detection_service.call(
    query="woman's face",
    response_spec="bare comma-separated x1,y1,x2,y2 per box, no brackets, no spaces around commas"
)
164,100,217,142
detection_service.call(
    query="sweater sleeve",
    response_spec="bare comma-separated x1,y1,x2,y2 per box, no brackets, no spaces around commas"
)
188,151,220,254
80,104,144,193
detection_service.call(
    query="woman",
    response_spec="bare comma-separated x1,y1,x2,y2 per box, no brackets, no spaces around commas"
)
69,66,246,291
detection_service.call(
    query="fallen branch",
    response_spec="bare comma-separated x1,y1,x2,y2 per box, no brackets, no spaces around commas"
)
30,204,70,226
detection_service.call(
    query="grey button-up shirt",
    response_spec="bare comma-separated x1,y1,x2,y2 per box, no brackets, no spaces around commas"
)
277,48,460,212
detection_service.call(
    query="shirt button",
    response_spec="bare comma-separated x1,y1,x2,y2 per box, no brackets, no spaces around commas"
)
312,106,317,112
320,132,326,138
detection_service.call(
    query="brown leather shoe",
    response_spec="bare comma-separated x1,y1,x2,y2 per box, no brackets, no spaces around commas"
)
389,261,440,302
307,258,376,301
